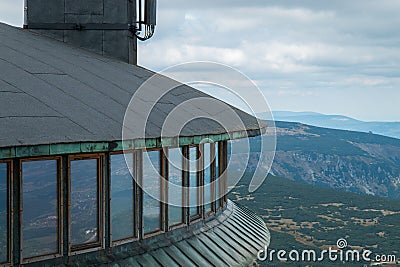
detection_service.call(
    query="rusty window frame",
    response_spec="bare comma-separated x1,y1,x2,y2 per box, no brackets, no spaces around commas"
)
68,154,104,254
189,145,202,222
202,142,214,218
0,160,12,266
165,147,186,230
19,156,63,264
109,151,139,246
215,141,226,211
214,142,221,211
141,148,165,238
222,141,228,205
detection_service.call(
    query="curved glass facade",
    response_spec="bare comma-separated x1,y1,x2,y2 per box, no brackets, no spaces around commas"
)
0,141,228,265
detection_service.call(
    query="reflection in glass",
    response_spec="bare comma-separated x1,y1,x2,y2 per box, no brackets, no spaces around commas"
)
215,144,220,209
168,148,183,226
189,147,199,216
111,154,134,241
0,163,7,263
22,160,58,258
203,144,212,213
70,159,99,246
143,150,161,234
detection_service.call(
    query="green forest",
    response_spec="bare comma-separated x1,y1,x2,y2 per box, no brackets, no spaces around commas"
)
230,173,400,266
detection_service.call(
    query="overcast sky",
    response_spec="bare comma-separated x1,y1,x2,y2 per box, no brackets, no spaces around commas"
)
1,0,399,121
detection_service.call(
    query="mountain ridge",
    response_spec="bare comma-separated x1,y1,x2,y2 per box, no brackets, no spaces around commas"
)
232,120,400,199
257,111,400,139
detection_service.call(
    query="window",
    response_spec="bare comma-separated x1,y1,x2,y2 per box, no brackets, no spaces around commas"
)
21,159,60,260
189,146,200,217
167,148,184,227
215,143,221,209
110,153,135,242
142,150,162,235
224,141,230,205
70,156,101,249
203,143,212,214
0,162,9,264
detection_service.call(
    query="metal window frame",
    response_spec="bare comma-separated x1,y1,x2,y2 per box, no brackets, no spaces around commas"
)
215,141,225,211
189,145,202,223
0,160,12,266
68,154,104,254
199,144,205,218
202,143,214,218
160,149,167,232
213,142,220,212
142,148,165,238
210,143,217,213
109,151,139,246
19,156,63,264
165,147,186,231
182,146,190,226
0,143,231,264
222,141,228,205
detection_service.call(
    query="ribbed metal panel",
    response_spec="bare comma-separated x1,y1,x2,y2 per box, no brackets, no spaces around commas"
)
112,201,270,267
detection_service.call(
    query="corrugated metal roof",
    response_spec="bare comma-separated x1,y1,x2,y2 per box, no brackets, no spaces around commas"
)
0,23,265,150
104,200,269,267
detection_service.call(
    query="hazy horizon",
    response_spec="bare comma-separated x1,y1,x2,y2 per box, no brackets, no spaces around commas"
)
270,110,400,123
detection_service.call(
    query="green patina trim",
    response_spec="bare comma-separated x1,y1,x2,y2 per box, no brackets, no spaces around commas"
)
50,143,79,155
179,136,194,146
16,144,50,158
160,137,179,148
231,131,250,140
132,139,146,149
0,129,264,160
80,142,109,153
0,147,15,159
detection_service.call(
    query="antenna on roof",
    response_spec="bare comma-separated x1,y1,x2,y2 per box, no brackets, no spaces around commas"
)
135,0,157,41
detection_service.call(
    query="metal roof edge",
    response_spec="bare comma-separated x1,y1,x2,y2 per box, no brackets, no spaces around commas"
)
0,127,265,159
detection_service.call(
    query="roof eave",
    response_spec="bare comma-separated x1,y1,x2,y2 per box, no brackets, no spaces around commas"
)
0,127,266,160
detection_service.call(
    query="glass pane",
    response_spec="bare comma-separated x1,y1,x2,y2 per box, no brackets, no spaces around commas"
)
143,151,161,234
215,144,220,209
71,159,99,246
111,154,134,241
204,144,212,213
168,148,183,226
0,163,7,263
189,147,199,216
22,160,58,258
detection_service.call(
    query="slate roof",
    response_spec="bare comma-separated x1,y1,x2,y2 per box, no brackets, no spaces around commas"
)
0,23,265,150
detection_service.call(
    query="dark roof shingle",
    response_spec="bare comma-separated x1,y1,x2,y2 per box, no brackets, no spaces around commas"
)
0,23,265,149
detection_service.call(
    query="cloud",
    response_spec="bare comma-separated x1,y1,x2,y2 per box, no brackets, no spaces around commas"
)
141,2,400,121
0,0,23,26
141,3,400,71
